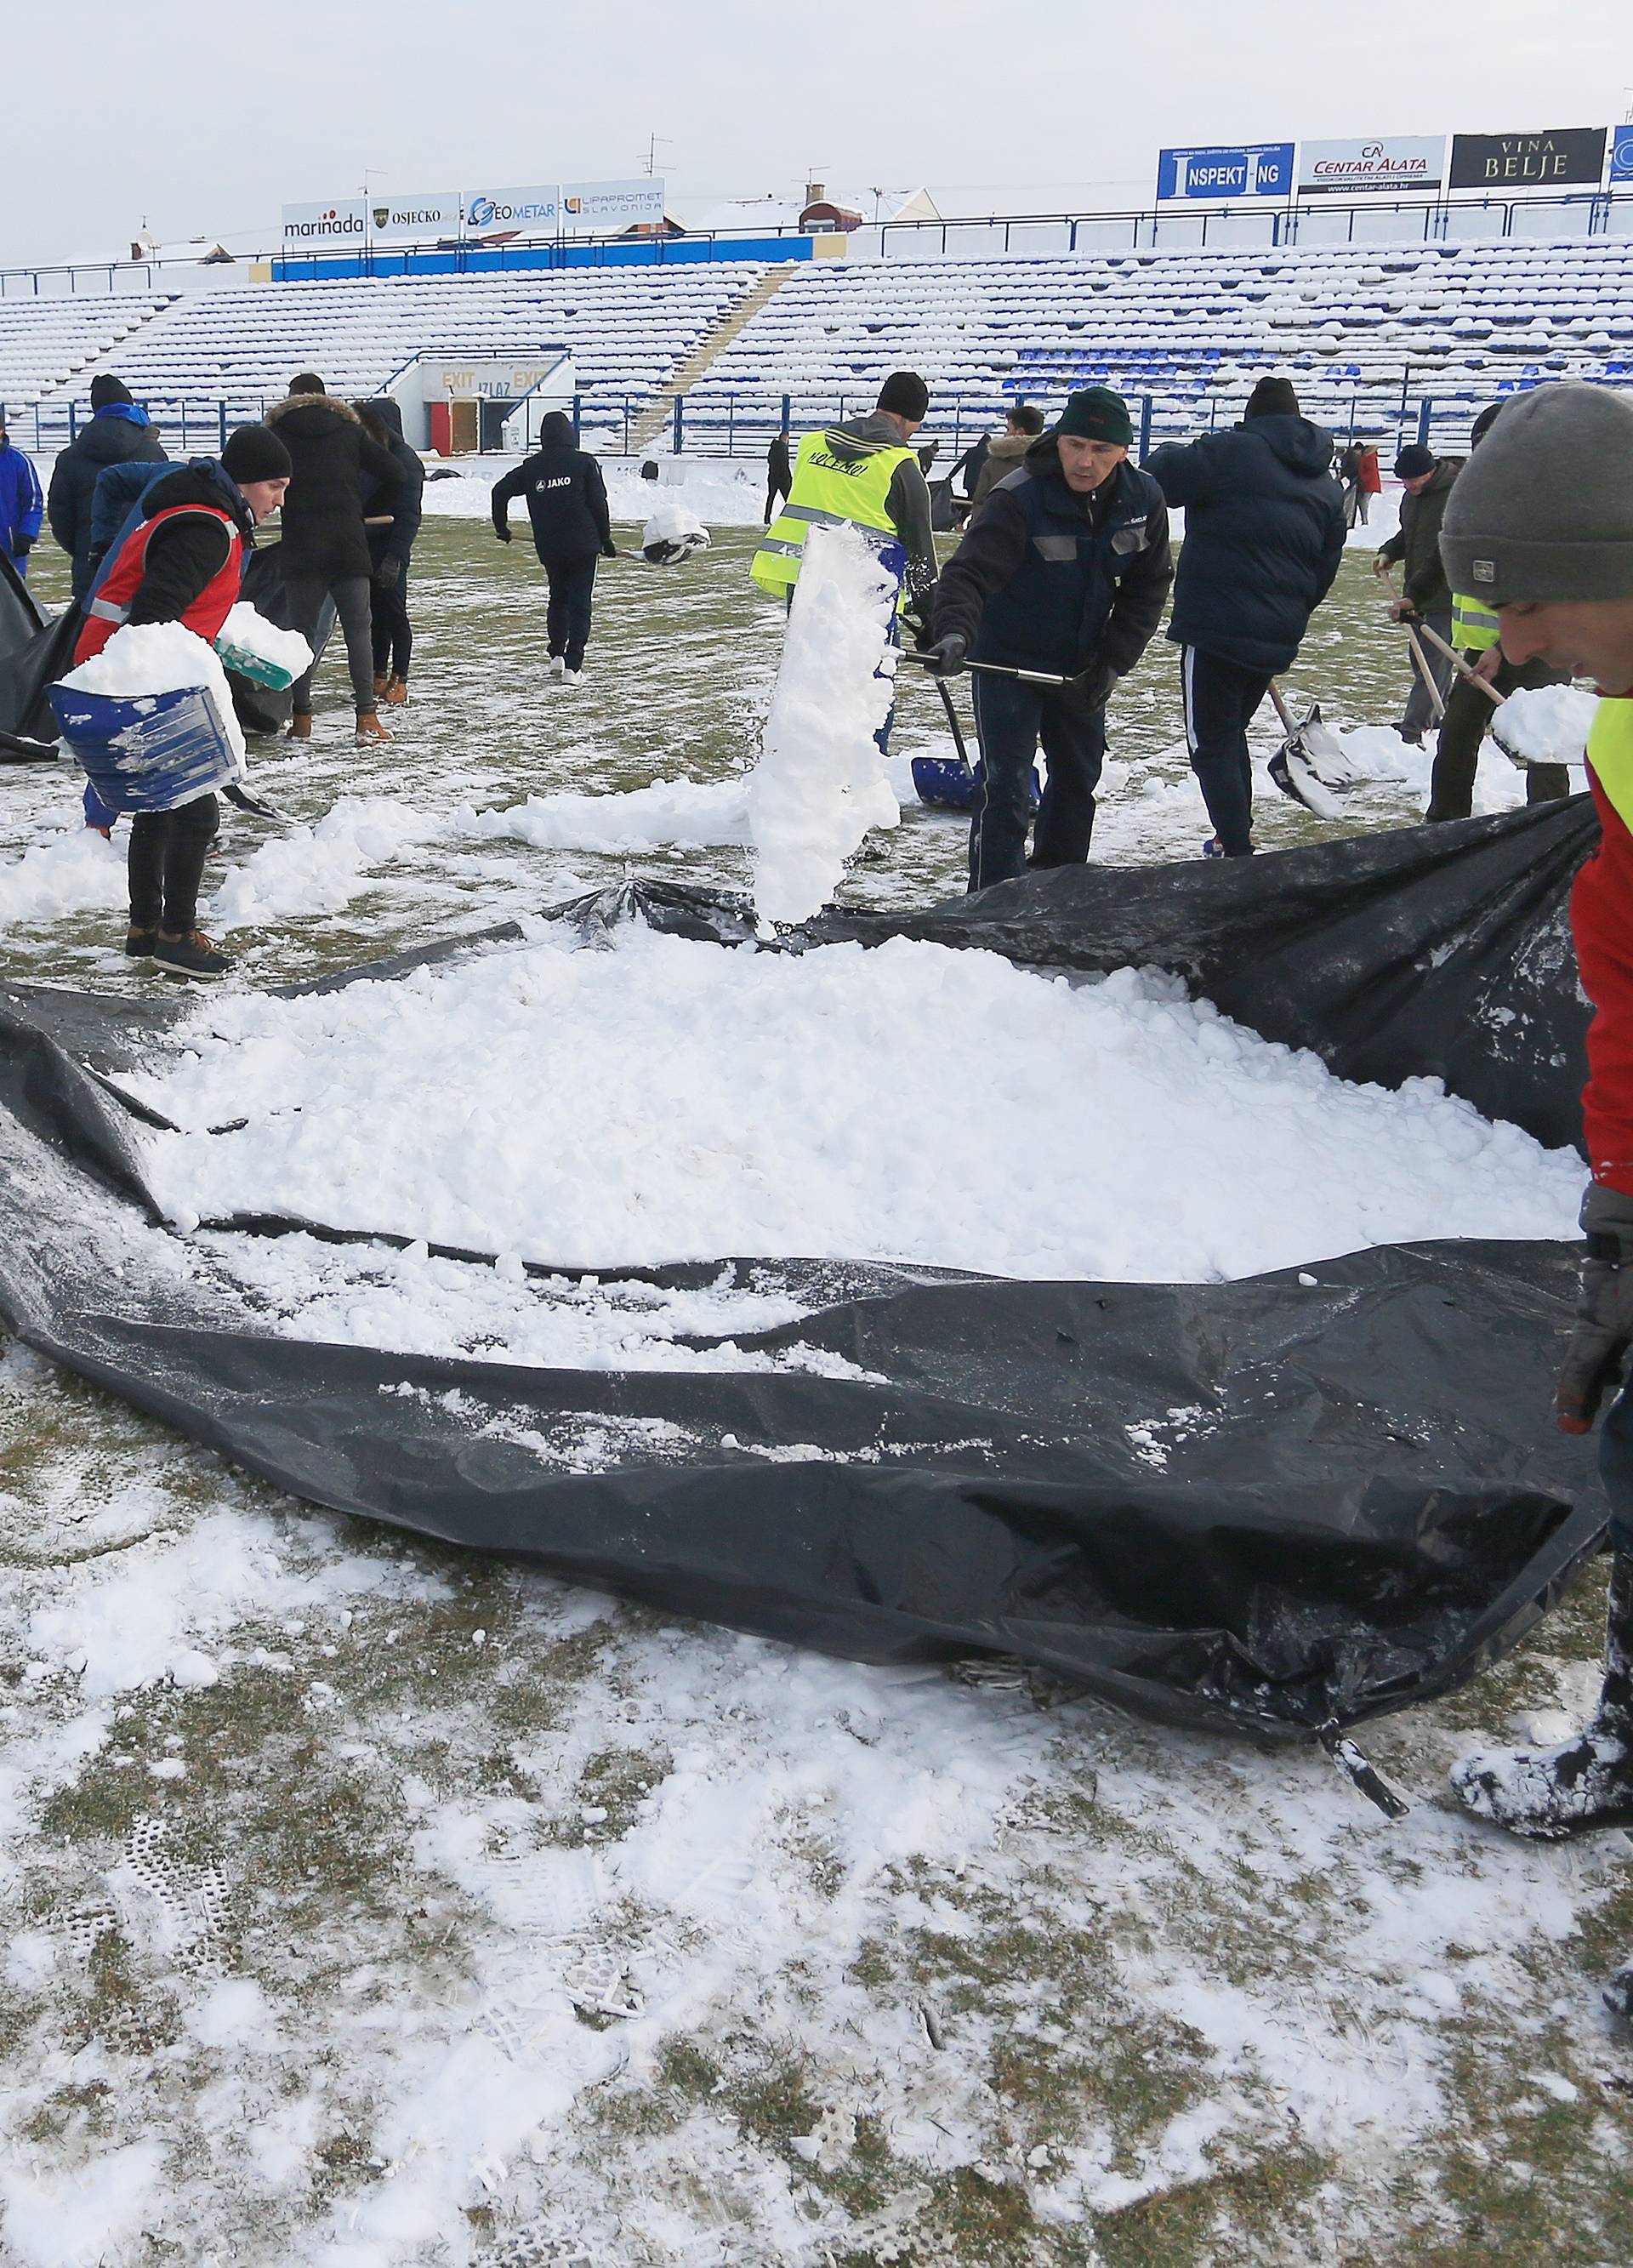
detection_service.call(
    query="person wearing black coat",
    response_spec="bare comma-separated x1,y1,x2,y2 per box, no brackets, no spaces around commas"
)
1146,376,1346,857
765,430,792,526
46,376,168,599
927,389,1173,892
265,373,402,739
356,399,424,704
491,413,617,679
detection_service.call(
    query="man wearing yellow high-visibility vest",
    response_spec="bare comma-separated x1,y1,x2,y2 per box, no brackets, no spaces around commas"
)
751,370,937,626
1437,380,1633,2022
1425,399,1571,818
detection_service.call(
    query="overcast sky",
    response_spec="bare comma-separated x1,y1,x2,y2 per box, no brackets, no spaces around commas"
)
8,0,1627,269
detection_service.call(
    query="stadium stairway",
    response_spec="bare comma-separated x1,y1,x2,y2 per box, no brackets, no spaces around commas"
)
624,266,800,453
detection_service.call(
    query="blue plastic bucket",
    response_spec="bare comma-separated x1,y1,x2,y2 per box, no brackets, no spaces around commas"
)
48,682,241,817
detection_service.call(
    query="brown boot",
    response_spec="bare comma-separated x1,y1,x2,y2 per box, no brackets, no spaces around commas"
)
373,672,389,700
383,674,409,706
287,712,313,741
356,712,393,743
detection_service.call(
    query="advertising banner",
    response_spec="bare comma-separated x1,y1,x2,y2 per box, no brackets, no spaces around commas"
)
560,177,667,231
1613,126,1633,185
365,192,462,243
1156,145,1294,202
461,185,560,235
1448,128,1607,191
1298,136,1446,196
281,199,367,248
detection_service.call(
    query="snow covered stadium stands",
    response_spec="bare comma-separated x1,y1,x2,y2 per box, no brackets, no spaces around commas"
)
686,237,1633,449
19,265,767,446
8,233,1633,455
0,293,175,421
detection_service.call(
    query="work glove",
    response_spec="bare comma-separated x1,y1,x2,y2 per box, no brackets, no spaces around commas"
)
1557,1182,1633,1433
1072,664,1118,709
922,633,967,677
493,524,512,544
602,542,619,560
376,556,401,590
12,534,31,554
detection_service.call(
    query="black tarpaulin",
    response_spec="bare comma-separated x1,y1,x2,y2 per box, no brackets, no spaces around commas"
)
0,813,1607,1741
0,546,71,758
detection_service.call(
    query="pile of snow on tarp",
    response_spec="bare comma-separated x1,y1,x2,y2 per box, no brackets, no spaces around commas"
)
0,806,1608,1743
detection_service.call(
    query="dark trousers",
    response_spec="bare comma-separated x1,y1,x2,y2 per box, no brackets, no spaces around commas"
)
765,475,791,526
968,672,1106,892
1399,609,1454,742
1182,646,1274,857
287,572,376,715
544,554,597,669
370,565,412,679
128,792,218,933
1602,1389,1633,1557
1428,653,1572,818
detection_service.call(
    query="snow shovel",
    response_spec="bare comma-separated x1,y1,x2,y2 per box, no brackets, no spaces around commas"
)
1402,620,1449,725
1415,619,1505,708
1265,683,1363,821
224,781,288,823
908,675,1044,814
897,652,1072,688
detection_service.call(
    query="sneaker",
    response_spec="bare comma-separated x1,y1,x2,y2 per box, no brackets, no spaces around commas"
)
355,712,393,743
287,713,313,742
153,930,234,981
563,666,583,686
1202,836,1225,858
548,656,566,680
124,926,157,958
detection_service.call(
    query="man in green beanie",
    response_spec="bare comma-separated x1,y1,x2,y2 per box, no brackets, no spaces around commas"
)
1437,379,1633,2020
925,387,1172,891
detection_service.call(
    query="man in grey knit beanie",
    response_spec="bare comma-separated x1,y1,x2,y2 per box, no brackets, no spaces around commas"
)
1440,379,1633,2024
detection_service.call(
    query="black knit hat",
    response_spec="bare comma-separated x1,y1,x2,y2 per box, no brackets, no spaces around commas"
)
1055,387,1133,447
1394,443,1437,479
877,370,929,421
220,424,293,485
288,371,326,396
1244,376,1300,421
1471,401,1506,450
89,374,134,409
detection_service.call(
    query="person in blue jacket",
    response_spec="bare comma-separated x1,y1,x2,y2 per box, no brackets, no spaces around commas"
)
925,388,1174,892
1146,376,1346,858
0,422,44,578
46,376,167,599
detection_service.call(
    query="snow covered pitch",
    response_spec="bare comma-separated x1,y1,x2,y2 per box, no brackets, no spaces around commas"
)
0,505,1625,2268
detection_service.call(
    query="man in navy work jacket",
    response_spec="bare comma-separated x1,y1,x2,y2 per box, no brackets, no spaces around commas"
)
925,388,1172,892
1146,375,1346,858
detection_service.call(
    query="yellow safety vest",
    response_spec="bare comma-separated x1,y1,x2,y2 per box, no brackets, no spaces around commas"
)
1589,694,1633,833
1451,590,1501,652
750,429,917,596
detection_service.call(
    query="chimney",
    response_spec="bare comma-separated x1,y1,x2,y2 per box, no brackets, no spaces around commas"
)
805,182,825,205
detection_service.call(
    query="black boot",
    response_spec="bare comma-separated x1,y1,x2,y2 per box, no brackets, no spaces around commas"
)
1451,1554,1633,1839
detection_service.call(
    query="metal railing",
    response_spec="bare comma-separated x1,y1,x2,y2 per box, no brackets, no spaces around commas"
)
16,372,1633,470
3,188,1631,300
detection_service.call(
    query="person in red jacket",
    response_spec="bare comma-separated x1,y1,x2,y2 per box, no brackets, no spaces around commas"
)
1436,380,1633,2020
1353,440,1381,526
74,424,291,979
